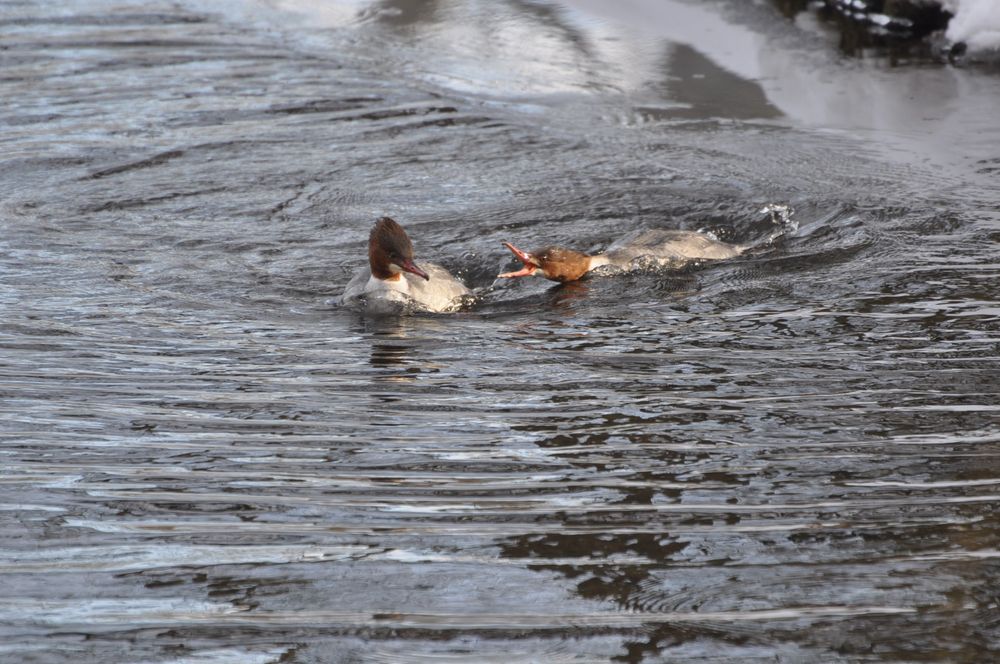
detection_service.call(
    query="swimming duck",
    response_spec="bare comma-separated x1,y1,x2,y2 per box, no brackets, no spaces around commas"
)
498,228,744,283
340,216,470,313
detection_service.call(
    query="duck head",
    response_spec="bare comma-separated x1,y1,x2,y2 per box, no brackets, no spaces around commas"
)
498,242,592,283
369,217,430,281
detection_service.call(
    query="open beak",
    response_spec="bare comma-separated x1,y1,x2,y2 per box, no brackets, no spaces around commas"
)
398,257,430,281
498,242,538,278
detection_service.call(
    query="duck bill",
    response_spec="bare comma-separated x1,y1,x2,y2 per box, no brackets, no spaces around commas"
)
398,258,430,281
498,242,538,278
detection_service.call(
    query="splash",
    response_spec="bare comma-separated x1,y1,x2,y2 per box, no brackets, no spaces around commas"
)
338,290,473,316
760,203,797,244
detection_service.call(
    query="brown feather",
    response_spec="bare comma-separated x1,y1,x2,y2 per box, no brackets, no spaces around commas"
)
369,217,414,280
533,246,592,282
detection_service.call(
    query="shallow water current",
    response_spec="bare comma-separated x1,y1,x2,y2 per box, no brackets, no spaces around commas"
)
2,0,1000,661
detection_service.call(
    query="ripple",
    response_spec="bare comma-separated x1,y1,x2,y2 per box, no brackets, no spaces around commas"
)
0,600,916,630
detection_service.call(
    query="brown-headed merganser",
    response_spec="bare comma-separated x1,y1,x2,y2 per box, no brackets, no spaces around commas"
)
340,217,470,313
498,228,744,283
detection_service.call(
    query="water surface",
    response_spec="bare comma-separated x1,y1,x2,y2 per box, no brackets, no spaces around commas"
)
2,0,1000,661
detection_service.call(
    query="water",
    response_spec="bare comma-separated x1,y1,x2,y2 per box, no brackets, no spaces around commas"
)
2,0,1000,661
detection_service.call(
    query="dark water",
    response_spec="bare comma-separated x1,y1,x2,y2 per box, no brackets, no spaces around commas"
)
3,0,1000,661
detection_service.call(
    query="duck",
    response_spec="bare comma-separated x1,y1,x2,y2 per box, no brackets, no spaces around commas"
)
340,216,471,313
498,228,744,283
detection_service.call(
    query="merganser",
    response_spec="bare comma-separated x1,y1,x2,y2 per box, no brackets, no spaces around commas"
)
340,217,471,313
498,229,744,283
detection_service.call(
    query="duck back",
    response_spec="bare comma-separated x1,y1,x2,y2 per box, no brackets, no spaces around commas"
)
406,262,471,311
604,229,743,266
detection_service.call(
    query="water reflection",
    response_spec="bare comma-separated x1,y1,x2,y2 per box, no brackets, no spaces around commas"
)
367,319,413,369
369,341,411,369
364,319,426,408
372,0,442,27
772,0,953,59
549,280,590,309
650,43,782,120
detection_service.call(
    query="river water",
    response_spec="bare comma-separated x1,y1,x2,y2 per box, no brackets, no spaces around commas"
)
2,0,1000,662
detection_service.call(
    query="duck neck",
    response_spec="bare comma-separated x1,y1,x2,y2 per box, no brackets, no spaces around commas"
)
367,271,409,294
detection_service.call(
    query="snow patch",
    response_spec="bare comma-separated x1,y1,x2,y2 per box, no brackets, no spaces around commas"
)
942,0,1000,51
